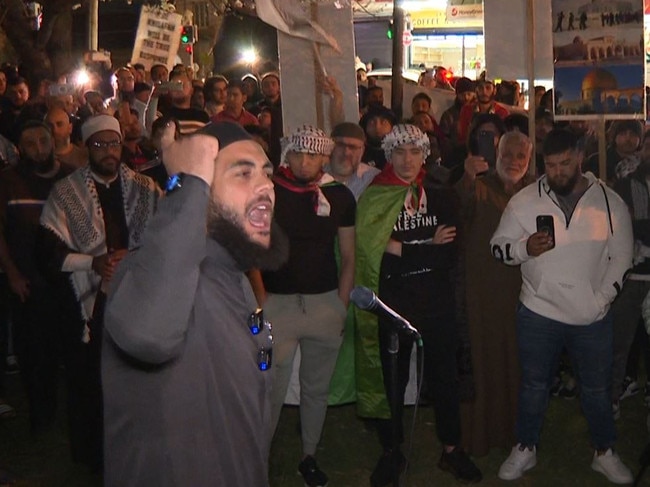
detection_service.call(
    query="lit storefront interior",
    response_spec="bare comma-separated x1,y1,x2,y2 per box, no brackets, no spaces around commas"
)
409,33,484,78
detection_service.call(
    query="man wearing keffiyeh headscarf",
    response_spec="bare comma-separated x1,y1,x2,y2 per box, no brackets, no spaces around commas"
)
354,124,482,486
261,124,356,487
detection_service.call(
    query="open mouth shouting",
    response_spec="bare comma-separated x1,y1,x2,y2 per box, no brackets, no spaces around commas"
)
247,197,273,233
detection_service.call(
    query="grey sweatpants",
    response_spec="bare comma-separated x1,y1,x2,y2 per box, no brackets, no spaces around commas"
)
265,290,346,456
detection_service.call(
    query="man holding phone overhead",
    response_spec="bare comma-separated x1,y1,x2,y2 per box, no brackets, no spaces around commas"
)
455,113,506,184
490,129,634,484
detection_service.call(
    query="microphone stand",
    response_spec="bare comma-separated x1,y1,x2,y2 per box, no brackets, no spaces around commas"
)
387,326,422,487
388,330,400,487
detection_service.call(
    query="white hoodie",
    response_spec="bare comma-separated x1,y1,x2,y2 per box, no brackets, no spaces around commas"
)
490,172,633,325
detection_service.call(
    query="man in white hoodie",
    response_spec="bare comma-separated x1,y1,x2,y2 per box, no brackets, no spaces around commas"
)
490,129,634,485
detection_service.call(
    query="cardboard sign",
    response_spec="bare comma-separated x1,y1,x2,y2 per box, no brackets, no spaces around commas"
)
275,2,359,135
131,6,183,71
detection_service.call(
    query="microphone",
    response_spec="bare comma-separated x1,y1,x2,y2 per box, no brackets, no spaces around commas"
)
350,286,422,340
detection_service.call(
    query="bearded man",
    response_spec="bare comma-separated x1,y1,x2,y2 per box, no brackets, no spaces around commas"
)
456,78,509,147
456,131,535,457
38,114,160,470
491,129,634,484
325,122,379,200
102,122,288,487
0,121,72,434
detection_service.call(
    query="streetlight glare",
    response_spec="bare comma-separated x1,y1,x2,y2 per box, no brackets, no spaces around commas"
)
241,48,257,64
74,69,90,86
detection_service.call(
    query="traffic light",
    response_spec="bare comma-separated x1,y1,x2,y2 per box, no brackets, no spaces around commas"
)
181,25,195,44
386,21,394,40
185,45,193,55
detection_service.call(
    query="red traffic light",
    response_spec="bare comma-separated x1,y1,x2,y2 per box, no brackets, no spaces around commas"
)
185,45,193,54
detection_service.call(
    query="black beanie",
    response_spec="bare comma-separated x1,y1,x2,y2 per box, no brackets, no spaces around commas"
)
197,121,253,148
454,77,475,94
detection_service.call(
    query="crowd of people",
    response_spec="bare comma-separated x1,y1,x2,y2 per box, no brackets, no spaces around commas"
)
0,54,647,487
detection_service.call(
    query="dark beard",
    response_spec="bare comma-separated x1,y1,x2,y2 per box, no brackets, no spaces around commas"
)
548,167,581,196
206,201,289,271
21,151,55,174
90,155,121,177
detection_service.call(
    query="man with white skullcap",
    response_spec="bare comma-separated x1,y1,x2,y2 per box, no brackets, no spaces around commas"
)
354,124,482,486
262,124,356,487
38,113,160,470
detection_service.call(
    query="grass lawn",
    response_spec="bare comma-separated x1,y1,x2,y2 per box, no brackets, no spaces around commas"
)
2,371,650,486
271,397,650,486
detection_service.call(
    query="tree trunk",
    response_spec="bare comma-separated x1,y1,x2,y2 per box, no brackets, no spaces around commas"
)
1,0,52,88
38,0,76,79
0,0,75,88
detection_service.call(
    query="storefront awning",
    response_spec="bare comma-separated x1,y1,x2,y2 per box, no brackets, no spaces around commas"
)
413,27,483,36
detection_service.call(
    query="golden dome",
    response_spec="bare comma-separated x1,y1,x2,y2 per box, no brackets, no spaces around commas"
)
581,69,618,91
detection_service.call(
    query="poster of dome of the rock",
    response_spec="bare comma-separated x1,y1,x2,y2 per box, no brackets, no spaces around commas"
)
551,0,645,119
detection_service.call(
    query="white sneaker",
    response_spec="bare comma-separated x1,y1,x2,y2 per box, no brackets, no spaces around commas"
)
498,444,537,481
591,449,633,484
620,376,639,400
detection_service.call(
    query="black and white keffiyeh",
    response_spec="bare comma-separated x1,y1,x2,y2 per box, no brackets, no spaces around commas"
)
280,124,335,166
278,125,336,216
382,124,431,161
41,164,159,331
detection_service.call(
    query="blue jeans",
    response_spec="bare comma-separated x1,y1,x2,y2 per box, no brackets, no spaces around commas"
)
515,303,616,450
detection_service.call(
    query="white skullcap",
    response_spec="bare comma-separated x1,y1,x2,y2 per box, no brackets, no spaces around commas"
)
382,124,430,161
81,114,122,145
280,125,335,167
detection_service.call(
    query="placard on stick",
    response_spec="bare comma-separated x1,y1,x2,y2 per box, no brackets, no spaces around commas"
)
131,6,183,71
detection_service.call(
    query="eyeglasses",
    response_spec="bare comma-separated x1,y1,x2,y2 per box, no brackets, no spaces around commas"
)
89,140,121,150
249,308,273,371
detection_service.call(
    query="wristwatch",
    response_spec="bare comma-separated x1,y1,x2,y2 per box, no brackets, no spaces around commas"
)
165,173,184,193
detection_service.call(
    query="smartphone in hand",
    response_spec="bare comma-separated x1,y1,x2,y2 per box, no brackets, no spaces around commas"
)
476,130,496,176
49,83,76,97
536,214,555,249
